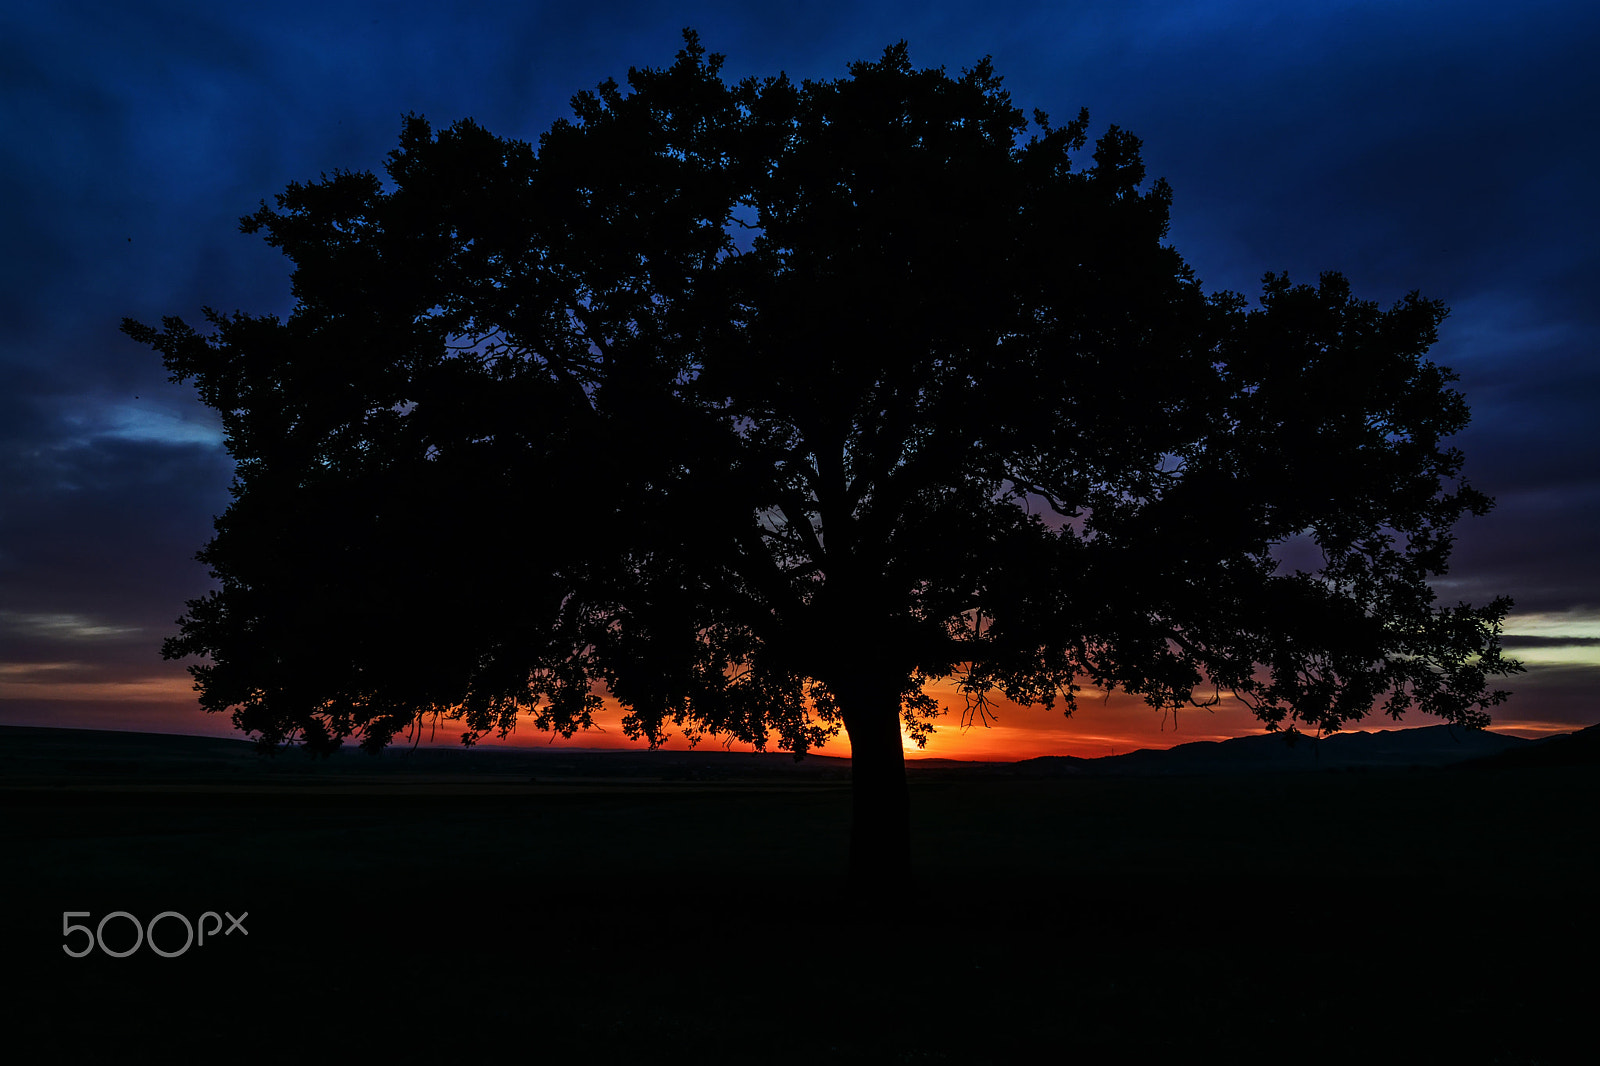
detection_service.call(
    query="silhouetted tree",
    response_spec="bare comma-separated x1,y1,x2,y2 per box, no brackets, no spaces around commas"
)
125,32,1520,889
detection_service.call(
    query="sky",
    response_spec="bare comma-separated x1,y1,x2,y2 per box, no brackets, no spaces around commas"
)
1,0,1596,759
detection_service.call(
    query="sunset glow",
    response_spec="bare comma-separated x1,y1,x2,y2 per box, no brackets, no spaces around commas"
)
0,659,1570,756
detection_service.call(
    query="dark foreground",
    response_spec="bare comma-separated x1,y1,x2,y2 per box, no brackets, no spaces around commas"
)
5,727,1596,1063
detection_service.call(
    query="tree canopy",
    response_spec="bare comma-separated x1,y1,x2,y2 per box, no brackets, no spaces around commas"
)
126,33,1520,882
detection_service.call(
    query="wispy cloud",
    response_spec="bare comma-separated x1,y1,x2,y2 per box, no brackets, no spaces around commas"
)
0,660,90,678
1502,609,1600,640
59,402,226,449
0,611,143,640
1497,610,1600,668
0,675,196,701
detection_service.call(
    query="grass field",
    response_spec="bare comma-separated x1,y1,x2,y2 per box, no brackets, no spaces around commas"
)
6,727,1596,1062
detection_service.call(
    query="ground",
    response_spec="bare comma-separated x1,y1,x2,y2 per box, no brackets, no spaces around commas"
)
5,727,1595,1062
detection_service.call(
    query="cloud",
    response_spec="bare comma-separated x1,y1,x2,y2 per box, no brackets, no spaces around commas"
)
1501,609,1600,643
67,403,224,449
1503,646,1600,669
0,613,143,641
0,675,196,703
0,411,231,658
0,661,90,678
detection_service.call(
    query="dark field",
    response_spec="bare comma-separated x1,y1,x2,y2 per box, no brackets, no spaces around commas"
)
5,726,1596,1063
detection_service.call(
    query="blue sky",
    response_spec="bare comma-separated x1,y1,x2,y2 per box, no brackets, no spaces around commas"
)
2,0,1596,746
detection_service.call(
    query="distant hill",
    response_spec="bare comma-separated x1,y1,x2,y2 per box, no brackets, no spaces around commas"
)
1012,723,1559,777
1453,722,1600,769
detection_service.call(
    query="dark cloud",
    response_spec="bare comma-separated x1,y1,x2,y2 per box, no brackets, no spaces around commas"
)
1488,664,1600,730
0,376,231,675
1445,483,1600,616
1500,637,1600,647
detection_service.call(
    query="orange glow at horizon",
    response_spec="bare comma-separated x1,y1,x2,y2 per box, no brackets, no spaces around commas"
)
0,672,197,702
0,667,1581,756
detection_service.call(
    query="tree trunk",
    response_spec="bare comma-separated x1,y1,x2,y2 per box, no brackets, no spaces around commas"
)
839,675,911,897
